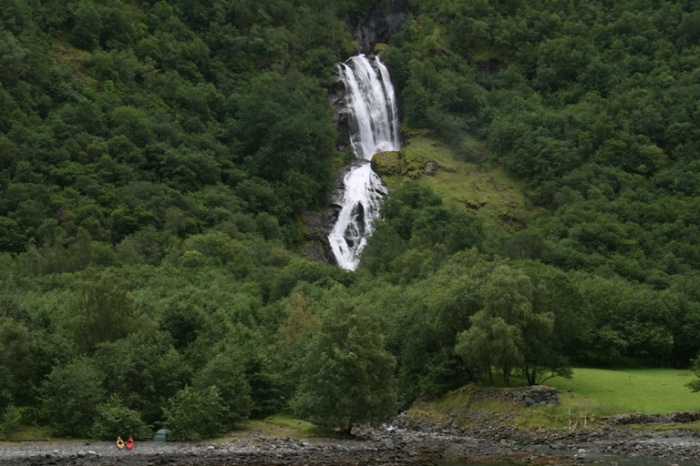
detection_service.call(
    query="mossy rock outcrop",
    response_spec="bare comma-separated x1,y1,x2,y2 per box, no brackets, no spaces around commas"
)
371,150,426,180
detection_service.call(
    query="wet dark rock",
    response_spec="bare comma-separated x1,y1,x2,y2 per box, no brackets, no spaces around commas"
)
344,0,411,53
300,210,334,264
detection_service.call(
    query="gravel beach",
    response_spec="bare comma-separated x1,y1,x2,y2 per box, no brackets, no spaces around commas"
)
3,423,700,466
5,403,700,466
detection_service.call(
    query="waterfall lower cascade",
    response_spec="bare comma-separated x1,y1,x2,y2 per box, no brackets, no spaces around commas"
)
329,54,401,270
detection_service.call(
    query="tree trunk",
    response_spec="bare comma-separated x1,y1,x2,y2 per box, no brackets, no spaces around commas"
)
524,365,536,385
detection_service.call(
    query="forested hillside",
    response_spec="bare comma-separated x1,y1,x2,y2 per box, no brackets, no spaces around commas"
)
1,0,699,440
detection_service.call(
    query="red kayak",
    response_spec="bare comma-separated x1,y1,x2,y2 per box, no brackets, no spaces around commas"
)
126,436,134,450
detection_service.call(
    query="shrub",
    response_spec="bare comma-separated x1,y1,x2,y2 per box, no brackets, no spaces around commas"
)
91,395,151,440
40,359,105,437
0,405,22,439
163,386,227,441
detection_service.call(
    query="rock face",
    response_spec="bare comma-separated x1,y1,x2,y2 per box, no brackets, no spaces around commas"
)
345,0,411,53
329,80,352,154
300,210,335,264
505,385,560,407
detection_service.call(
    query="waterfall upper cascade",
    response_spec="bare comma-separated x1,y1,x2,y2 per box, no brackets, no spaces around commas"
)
328,54,401,270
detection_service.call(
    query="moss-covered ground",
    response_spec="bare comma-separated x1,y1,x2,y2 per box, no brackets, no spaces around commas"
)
374,134,532,231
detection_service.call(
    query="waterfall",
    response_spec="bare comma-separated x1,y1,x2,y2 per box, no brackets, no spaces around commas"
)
329,54,401,270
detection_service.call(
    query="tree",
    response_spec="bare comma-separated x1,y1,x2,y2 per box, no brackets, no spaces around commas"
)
70,1,103,50
0,31,31,86
91,395,151,440
40,358,105,437
0,404,21,439
0,317,37,405
291,301,397,434
686,354,700,393
193,350,253,426
163,385,227,441
231,71,336,215
455,265,566,386
454,312,495,385
68,271,142,354
93,330,189,425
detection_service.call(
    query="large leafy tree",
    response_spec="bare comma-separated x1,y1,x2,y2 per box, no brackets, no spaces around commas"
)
455,265,569,386
193,349,253,426
0,317,38,405
40,358,106,437
163,385,227,441
231,70,336,217
291,301,397,434
93,330,189,425
68,271,152,354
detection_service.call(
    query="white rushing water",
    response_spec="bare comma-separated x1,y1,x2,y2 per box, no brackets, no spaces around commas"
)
329,54,401,270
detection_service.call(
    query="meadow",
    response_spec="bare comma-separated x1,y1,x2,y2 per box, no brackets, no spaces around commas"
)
547,368,699,415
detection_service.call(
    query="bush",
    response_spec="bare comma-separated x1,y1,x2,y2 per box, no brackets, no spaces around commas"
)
40,359,105,437
194,352,252,425
91,395,151,440
163,385,227,441
0,405,22,439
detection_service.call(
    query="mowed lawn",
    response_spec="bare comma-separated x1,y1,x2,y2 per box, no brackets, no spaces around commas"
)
547,368,700,414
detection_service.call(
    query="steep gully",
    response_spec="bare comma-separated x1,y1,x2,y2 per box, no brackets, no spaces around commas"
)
328,54,401,270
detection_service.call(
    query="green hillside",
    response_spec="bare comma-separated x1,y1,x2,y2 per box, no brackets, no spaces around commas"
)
374,134,530,230
1,0,700,441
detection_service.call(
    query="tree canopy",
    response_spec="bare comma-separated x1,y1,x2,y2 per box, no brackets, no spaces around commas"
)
1,0,700,439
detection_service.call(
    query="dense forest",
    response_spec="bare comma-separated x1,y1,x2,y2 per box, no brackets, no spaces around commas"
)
1,0,699,440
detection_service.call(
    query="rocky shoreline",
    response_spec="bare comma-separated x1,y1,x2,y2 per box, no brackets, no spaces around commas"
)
2,420,700,466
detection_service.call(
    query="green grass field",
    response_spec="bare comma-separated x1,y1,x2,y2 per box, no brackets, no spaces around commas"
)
406,368,700,432
547,368,699,414
508,368,700,430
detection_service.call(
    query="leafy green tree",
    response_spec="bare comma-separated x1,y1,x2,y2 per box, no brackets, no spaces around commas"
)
0,317,38,405
91,395,151,440
40,358,106,437
0,31,31,86
0,365,11,411
0,405,21,439
686,353,700,393
232,71,336,215
455,265,566,386
456,310,524,386
193,350,253,425
163,385,227,441
94,330,189,425
68,271,148,354
70,1,103,50
0,217,26,253
291,301,397,434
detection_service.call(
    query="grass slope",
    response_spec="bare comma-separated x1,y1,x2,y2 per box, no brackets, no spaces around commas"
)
548,368,698,415
237,414,331,439
402,369,700,432
374,134,531,231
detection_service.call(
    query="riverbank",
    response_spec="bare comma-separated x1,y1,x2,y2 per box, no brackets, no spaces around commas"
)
3,421,700,466
4,383,700,466
0,430,573,466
